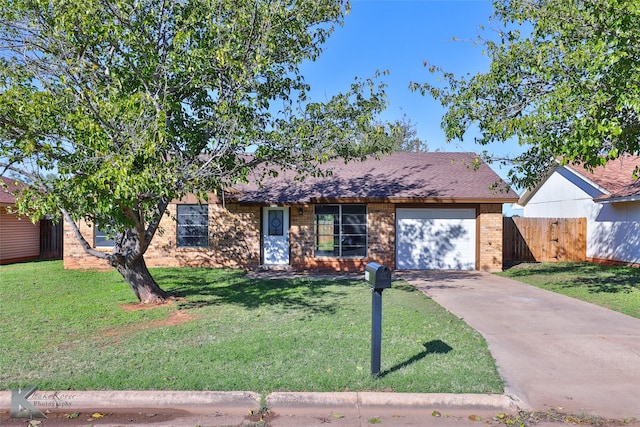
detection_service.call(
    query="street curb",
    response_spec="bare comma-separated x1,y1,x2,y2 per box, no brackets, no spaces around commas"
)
266,392,520,412
0,390,261,413
1,390,520,415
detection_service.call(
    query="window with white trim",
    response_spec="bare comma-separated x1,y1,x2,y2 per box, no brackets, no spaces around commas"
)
177,204,209,248
314,205,367,258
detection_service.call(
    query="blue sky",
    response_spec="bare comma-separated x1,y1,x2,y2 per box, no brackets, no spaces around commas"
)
300,0,525,185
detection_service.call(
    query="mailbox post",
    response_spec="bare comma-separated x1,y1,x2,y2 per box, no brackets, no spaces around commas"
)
364,262,391,376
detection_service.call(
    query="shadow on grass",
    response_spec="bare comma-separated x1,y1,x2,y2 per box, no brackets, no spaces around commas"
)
153,268,357,315
377,340,453,378
560,275,640,294
503,262,602,277
503,262,640,294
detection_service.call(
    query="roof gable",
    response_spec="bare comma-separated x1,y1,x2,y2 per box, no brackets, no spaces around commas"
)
518,155,640,206
567,156,640,202
234,152,518,203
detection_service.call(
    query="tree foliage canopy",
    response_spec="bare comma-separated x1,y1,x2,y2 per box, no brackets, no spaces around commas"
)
0,0,392,302
387,115,428,153
415,0,640,188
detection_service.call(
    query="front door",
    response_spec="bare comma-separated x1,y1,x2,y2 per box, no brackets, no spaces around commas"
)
262,207,290,265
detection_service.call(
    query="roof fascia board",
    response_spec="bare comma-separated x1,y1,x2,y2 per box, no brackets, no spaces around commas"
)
517,162,562,206
596,195,640,204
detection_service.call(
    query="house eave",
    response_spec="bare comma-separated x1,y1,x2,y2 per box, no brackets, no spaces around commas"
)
596,195,640,204
228,197,520,205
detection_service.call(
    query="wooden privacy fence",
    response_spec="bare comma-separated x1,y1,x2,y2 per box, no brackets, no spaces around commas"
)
40,218,63,260
503,217,587,264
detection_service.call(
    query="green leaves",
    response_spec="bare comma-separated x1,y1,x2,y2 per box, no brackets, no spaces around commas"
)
419,0,640,188
0,0,390,269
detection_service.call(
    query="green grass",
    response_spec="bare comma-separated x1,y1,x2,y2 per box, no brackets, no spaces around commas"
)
0,261,503,394
498,262,640,319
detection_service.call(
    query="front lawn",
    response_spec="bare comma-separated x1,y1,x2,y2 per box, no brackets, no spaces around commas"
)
0,261,503,394
498,262,640,319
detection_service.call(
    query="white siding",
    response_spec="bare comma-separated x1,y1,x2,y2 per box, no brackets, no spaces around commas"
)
523,169,601,218
0,206,40,263
589,202,640,264
523,167,640,264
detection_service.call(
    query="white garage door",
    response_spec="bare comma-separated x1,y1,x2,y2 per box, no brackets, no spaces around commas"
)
396,208,476,270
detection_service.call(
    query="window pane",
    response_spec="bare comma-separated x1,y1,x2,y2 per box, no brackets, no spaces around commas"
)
342,205,366,215
342,224,367,235
315,205,339,215
177,205,208,248
315,235,340,257
95,227,115,247
314,205,367,258
342,214,366,225
342,234,366,256
315,213,336,254
268,210,284,236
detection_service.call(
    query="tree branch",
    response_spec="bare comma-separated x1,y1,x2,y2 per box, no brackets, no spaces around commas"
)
61,208,111,261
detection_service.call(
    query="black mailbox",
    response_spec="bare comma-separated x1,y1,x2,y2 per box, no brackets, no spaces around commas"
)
365,262,392,289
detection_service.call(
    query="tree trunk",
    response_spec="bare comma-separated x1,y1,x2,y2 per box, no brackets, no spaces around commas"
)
114,257,168,304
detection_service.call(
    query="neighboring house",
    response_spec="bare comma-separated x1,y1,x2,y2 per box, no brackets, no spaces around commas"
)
0,176,40,264
517,155,640,266
64,152,519,272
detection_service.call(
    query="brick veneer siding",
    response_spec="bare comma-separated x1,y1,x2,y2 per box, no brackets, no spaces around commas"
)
63,217,110,270
367,203,395,268
144,202,261,269
477,203,504,272
64,201,261,270
290,203,395,272
63,201,505,272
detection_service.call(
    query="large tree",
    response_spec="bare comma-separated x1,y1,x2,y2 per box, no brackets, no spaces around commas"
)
0,0,392,303
388,115,428,153
416,0,640,188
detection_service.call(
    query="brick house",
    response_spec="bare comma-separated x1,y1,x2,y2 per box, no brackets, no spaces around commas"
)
64,152,519,272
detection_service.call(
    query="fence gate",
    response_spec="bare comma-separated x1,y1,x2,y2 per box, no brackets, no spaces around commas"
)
503,217,586,264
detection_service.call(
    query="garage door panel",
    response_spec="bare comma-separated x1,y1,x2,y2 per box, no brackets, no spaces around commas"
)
396,208,476,270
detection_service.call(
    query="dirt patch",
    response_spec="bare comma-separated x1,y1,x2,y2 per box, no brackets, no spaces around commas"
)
119,297,186,312
147,309,195,328
245,408,279,425
101,305,196,343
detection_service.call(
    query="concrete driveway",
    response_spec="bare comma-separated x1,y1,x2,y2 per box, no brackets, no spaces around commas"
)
399,270,640,419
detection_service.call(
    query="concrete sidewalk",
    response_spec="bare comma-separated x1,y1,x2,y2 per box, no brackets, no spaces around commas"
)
400,270,640,419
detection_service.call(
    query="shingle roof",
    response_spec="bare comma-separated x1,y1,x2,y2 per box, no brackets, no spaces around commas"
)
0,176,24,205
566,155,640,202
233,152,518,203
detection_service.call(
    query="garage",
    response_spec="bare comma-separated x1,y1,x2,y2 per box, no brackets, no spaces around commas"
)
396,208,476,270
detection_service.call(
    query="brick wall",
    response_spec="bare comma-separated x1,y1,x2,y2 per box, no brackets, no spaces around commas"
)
63,201,261,270
63,201,505,272
63,217,111,270
289,204,313,269
289,203,395,272
367,203,395,268
477,203,504,272
144,202,261,269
